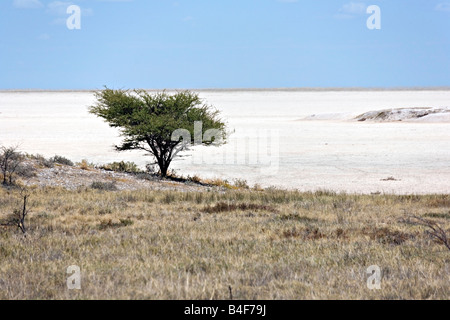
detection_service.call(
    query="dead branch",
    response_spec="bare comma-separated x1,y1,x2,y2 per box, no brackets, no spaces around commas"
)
406,216,450,251
0,191,30,235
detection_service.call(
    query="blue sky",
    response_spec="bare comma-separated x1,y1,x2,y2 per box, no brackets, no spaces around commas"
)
0,0,449,89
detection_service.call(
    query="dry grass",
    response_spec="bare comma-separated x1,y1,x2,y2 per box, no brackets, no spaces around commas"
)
202,202,277,214
0,187,449,300
77,159,94,171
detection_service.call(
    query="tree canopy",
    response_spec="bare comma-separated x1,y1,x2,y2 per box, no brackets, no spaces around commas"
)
89,88,226,177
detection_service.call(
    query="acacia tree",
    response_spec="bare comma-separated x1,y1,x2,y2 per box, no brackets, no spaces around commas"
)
89,88,226,177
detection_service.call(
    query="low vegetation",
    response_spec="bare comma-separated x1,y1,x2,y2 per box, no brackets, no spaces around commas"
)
50,155,74,167
0,146,25,185
98,161,141,174
0,186,448,299
1,148,79,186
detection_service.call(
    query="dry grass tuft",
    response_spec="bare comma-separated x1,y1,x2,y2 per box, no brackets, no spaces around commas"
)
78,159,93,171
202,202,276,213
425,195,450,208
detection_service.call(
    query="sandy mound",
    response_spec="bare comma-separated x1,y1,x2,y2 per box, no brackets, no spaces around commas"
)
300,107,450,122
354,107,450,122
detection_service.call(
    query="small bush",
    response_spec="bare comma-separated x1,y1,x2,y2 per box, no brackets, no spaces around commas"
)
50,155,74,166
16,164,37,178
90,181,117,191
30,154,54,168
203,178,235,189
233,179,249,189
187,175,202,184
1,146,25,185
100,161,141,173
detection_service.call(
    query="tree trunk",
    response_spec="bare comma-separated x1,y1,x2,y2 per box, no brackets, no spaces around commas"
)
160,165,168,178
1,165,7,185
157,157,171,178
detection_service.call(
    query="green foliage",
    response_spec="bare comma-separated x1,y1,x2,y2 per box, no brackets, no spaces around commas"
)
99,161,141,173
89,88,226,177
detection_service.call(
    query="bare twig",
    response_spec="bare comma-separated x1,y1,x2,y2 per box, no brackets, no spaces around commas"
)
406,216,450,251
0,190,31,235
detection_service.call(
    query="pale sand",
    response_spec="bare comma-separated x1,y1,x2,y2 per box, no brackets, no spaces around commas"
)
1,90,449,194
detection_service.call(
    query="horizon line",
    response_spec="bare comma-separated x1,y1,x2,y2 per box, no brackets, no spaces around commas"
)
1,86,450,93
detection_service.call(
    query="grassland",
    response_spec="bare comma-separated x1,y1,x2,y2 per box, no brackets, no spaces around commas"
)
0,185,449,300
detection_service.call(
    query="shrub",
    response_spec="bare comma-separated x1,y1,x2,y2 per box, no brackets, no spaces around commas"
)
15,164,37,178
50,155,74,166
203,178,235,189
0,146,25,185
100,161,141,173
187,175,202,184
29,154,54,168
233,179,249,189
